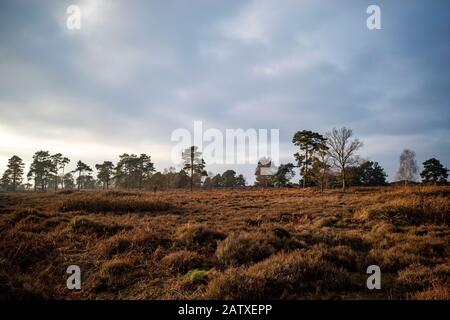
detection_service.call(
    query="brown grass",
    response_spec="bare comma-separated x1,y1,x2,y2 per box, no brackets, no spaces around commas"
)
0,186,449,299
206,250,354,299
58,192,176,213
215,232,275,266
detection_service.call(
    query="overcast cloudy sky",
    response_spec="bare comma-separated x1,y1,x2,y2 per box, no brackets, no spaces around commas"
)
0,0,449,183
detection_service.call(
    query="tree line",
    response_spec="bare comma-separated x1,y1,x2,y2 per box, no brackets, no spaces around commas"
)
1,127,448,192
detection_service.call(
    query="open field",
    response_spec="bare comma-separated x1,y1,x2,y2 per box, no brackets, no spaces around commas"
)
0,186,449,300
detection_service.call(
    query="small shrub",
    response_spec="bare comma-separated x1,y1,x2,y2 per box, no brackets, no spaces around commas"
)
162,250,208,274
131,229,172,253
263,226,303,251
215,232,274,266
176,224,226,251
206,250,353,299
321,245,359,271
101,236,133,257
97,258,134,291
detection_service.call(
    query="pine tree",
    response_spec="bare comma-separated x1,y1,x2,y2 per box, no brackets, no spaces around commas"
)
273,163,295,187
28,151,54,191
292,130,327,188
74,160,93,190
420,158,449,184
96,161,115,189
182,146,206,191
1,155,25,191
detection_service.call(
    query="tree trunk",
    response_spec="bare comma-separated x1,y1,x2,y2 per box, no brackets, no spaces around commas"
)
321,166,326,193
190,168,193,191
190,156,194,192
78,171,81,190
303,149,308,188
12,170,17,192
342,168,346,192
62,167,65,189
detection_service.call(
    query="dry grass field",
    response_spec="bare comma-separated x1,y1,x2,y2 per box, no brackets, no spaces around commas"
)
0,186,449,300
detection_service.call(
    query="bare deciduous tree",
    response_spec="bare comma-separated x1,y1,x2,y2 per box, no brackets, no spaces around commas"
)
326,127,363,191
397,149,418,186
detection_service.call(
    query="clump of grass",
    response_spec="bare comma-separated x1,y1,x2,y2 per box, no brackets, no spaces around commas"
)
185,269,209,284
12,212,68,234
162,250,209,274
334,232,372,252
366,247,423,272
70,217,127,236
263,226,303,251
176,224,226,251
314,216,339,228
100,235,133,257
58,195,175,213
215,232,274,266
6,208,48,227
320,245,359,271
97,258,134,291
206,250,353,299
0,231,55,269
0,208,64,234
130,228,172,253
413,281,450,300
357,195,449,226
397,263,450,290
397,264,433,290
369,221,398,238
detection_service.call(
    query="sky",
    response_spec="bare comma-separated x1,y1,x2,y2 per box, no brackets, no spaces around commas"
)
0,0,449,183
